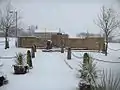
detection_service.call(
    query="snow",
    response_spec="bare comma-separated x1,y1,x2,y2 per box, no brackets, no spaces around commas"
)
0,38,79,90
0,37,120,90
64,43,120,76
0,51,79,90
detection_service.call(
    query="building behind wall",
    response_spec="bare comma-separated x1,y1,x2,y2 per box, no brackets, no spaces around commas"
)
34,31,58,39
51,34,69,47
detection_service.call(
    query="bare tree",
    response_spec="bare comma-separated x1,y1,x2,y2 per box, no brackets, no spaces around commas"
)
95,6,120,55
0,4,20,49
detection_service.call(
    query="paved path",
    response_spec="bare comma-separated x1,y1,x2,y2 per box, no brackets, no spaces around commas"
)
0,50,78,90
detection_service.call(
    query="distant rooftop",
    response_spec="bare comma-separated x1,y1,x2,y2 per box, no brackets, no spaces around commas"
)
34,29,59,33
69,36,103,39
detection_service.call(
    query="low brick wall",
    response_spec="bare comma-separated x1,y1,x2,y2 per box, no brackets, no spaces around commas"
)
51,34,69,47
68,37,104,50
18,36,104,50
18,37,51,48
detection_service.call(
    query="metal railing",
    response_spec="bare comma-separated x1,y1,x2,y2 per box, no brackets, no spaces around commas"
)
0,54,27,59
71,52,120,64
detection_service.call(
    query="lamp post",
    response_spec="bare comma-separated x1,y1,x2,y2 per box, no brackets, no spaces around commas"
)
10,11,18,47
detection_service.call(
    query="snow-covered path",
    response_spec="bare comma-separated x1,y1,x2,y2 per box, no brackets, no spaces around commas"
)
0,49,79,90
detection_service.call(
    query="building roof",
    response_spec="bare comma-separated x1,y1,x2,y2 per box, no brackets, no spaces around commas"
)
34,29,59,33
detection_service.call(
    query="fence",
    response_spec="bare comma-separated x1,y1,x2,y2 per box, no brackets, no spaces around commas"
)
108,47,120,51
71,52,120,64
64,51,120,72
0,54,27,60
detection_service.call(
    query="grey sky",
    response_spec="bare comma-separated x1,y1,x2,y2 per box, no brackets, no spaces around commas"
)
1,0,119,36
11,0,114,3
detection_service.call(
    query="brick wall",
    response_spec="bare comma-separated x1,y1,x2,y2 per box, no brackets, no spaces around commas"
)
67,37,104,50
18,36,104,50
18,37,51,48
51,34,69,47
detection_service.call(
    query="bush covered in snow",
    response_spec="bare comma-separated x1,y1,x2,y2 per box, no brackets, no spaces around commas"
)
31,46,35,58
27,50,33,69
78,53,98,90
15,53,25,65
13,52,29,74
67,47,71,60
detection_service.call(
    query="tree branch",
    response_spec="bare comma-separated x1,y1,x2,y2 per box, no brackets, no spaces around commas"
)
95,5,120,43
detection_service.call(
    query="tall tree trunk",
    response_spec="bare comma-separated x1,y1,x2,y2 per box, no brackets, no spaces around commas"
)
5,28,9,49
105,37,108,56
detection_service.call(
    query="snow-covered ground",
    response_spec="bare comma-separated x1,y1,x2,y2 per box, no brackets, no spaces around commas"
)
0,37,120,90
63,43,120,76
0,38,79,90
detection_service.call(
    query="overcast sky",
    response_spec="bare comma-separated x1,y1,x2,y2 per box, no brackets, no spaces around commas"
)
0,0,119,36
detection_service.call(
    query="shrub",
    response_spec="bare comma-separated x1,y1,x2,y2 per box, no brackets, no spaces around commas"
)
15,52,24,65
83,53,90,64
67,47,71,59
94,70,120,90
81,53,90,79
61,46,64,53
46,40,52,49
27,50,33,68
79,54,120,90
79,53,98,90
31,46,35,58
33,44,36,52
13,52,29,74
